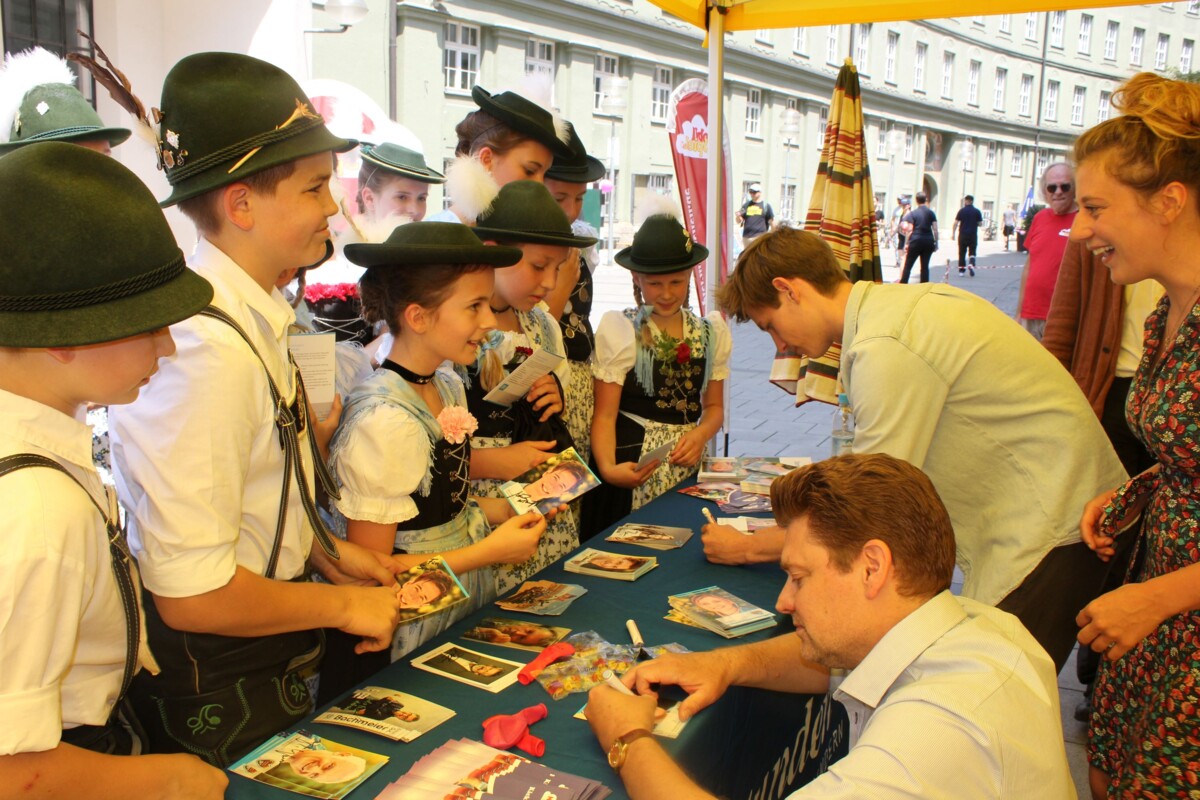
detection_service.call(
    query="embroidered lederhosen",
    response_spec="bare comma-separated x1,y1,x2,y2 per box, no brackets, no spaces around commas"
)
0,454,142,755
129,306,343,767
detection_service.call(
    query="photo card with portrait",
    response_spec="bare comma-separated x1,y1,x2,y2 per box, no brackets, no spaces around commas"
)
563,547,658,581
606,522,694,551
395,556,469,624
668,585,777,638
500,447,600,515
313,686,455,742
460,616,572,652
494,579,588,616
228,730,387,799
410,642,524,693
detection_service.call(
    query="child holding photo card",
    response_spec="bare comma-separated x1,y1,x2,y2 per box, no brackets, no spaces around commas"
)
586,204,731,532
460,181,598,592
321,223,548,701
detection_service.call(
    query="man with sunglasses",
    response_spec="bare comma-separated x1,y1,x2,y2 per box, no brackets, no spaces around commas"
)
1016,163,1078,341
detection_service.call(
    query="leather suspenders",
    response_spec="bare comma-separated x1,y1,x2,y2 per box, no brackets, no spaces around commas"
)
197,305,340,575
0,453,139,719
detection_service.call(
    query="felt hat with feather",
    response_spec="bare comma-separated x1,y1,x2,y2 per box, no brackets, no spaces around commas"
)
473,181,598,248
0,142,213,347
344,221,521,268
359,142,445,184
151,52,355,206
545,122,606,184
469,83,574,159
615,199,708,273
0,48,130,153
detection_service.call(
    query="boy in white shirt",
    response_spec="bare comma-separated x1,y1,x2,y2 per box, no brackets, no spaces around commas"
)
0,144,225,797
109,52,403,766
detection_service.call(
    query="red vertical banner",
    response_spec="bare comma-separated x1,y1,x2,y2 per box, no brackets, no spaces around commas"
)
667,79,731,314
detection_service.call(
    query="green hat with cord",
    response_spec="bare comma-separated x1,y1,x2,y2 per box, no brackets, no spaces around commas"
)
0,47,130,153
0,142,213,347
344,221,522,268
156,52,356,207
615,214,709,274
469,85,574,158
473,181,598,248
359,142,445,184
545,122,606,184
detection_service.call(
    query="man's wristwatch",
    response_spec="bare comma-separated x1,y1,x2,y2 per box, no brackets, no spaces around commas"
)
607,728,654,770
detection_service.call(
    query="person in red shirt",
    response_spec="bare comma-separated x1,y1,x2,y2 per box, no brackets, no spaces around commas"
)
1016,163,1078,340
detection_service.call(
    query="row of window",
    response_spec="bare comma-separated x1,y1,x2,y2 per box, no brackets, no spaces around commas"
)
444,19,1183,139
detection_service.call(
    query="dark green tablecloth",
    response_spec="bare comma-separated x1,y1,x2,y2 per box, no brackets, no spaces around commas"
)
226,481,847,799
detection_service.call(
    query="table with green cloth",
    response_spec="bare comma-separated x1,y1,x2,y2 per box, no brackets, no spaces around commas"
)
226,480,849,799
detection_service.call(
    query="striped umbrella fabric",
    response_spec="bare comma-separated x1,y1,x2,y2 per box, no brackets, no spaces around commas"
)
773,58,880,407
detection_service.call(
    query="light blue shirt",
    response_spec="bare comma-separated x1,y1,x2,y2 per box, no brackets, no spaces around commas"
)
798,592,1076,798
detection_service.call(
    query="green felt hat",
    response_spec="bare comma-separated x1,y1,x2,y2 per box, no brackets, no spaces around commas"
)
473,181,598,248
615,214,709,273
0,142,213,347
545,123,606,184
0,82,131,153
360,142,445,184
156,52,356,207
344,221,522,268
470,85,574,158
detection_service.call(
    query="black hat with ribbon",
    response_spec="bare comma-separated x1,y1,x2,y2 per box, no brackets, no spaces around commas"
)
615,214,709,274
545,122,606,184
470,85,574,158
345,221,522,268
0,142,212,346
156,52,355,207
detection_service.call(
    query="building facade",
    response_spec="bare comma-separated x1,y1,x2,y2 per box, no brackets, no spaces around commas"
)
1,0,1195,238
311,0,1197,234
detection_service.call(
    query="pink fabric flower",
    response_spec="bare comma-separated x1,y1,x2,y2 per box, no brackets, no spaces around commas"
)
437,405,478,445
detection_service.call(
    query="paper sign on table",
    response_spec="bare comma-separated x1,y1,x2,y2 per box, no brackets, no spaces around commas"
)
482,347,564,406
288,331,336,421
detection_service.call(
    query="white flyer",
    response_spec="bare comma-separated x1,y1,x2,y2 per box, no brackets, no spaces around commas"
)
482,347,564,407
288,331,336,421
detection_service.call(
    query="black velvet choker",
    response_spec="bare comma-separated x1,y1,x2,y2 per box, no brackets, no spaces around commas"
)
381,358,435,385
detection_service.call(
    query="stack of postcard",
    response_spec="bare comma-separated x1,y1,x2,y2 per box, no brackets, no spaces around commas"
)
411,642,524,693
314,687,454,743
228,731,385,799
605,522,693,550
667,586,777,638
495,579,587,616
563,548,657,581
501,447,600,515
374,738,611,800
697,456,747,482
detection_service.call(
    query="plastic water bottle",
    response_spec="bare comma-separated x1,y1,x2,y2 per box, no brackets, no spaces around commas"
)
831,393,854,457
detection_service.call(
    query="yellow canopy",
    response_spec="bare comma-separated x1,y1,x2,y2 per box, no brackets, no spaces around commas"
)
653,0,1143,30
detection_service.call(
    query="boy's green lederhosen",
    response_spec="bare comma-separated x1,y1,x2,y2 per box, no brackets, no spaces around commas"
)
127,306,342,767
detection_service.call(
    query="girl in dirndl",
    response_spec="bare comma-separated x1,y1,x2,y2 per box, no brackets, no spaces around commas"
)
543,122,606,469
318,222,546,702
464,180,598,594
588,210,730,532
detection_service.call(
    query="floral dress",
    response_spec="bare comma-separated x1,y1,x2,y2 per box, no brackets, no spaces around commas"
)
321,365,494,698
558,249,596,465
464,303,579,595
586,307,731,531
1088,294,1200,798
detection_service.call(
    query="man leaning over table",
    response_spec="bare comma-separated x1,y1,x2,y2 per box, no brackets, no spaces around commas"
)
586,454,1076,799
698,228,1127,673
